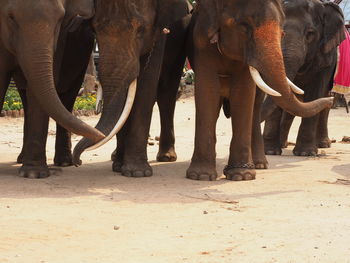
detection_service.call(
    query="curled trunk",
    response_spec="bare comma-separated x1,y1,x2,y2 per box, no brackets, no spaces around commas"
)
253,21,333,119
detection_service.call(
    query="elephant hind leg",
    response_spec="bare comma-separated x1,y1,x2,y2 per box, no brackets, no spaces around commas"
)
316,108,331,148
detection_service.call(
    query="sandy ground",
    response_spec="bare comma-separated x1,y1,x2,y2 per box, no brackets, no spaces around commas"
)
0,97,350,263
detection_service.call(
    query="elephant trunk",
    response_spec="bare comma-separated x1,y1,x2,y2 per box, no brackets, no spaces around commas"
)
72,42,140,165
253,21,333,118
18,34,105,143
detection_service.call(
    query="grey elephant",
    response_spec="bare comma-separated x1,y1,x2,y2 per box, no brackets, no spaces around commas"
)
73,0,192,178
0,0,104,178
262,0,345,157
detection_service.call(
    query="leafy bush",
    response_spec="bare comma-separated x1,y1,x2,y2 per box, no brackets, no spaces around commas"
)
73,94,96,110
4,87,23,110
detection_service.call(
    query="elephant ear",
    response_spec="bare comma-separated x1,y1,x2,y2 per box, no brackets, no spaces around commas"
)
198,0,223,41
66,0,95,19
322,1,346,54
156,0,191,30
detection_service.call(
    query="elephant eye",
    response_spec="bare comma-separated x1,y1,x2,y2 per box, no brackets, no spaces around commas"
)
306,29,315,42
8,13,18,27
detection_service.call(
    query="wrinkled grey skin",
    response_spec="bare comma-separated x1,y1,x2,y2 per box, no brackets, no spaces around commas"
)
73,0,192,177
262,0,345,157
0,0,101,178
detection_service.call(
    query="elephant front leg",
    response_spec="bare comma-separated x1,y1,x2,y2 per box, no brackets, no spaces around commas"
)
112,126,127,173
186,68,221,181
225,71,256,181
316,108,331,148
252,88,268,169
19,89,50,179
54,87,81,167
119,44,166,178
293,114,320,156
263,107,283,155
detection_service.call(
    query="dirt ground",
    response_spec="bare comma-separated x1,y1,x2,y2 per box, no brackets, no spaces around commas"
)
0,97,350,263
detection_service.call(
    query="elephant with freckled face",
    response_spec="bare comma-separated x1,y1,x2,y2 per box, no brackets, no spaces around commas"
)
185,0,334,181
261,0,345,157
73,0,192,177
0,0,105,178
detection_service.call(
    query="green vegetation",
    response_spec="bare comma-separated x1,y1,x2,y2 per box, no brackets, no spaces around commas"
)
3,87,23,111
73,94,97,110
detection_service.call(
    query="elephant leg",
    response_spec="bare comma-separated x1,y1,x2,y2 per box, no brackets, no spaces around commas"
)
19,89,50,179
12,71,28,164
293,73,330,156
263,107,283,155
54,87,80,167
112,125,127,173
225,69,256,181
279,111,295,148
54,23,94,167
120,38,167,177
156,18,188,163
186,63,221,181
156,57,185,163
316,108,331,148
252,88,268,169
293,114,320,156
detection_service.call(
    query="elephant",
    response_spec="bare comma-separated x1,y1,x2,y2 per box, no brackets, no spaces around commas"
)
184,0,334,181
0,0,104,178
262,0,345,157
73,0,192,177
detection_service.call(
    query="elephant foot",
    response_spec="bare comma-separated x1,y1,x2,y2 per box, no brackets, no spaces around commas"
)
17,152,24,164
111,150,117,161
317,138,332,148
112,160,123,173
224,164,256,181
54,152,73,167
19,165,50,179
157,147,177,162
293,146,318,156
186,162,218,181
121,161,153,177
254,162,269,169
281,141,289,149
264,146,282,155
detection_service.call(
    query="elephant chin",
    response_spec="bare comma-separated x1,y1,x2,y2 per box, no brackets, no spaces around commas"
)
72,79,137,166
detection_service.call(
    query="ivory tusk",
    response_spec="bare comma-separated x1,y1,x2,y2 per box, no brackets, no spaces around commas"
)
86,79,137,151
286,78,304,95
249,66,281,97
95,85,103,114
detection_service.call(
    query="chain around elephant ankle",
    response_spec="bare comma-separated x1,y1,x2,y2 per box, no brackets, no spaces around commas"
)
224,163,255,172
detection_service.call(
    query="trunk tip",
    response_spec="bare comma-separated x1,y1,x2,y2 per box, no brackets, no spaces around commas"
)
325,97,334,109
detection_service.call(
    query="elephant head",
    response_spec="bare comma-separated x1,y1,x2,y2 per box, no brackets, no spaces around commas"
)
194,0,334,117
72,0,190,163
0,0,104,143
281,0,345,79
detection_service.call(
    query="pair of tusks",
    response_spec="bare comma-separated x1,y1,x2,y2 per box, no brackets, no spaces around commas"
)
249,66,304,96
86,79,137,151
